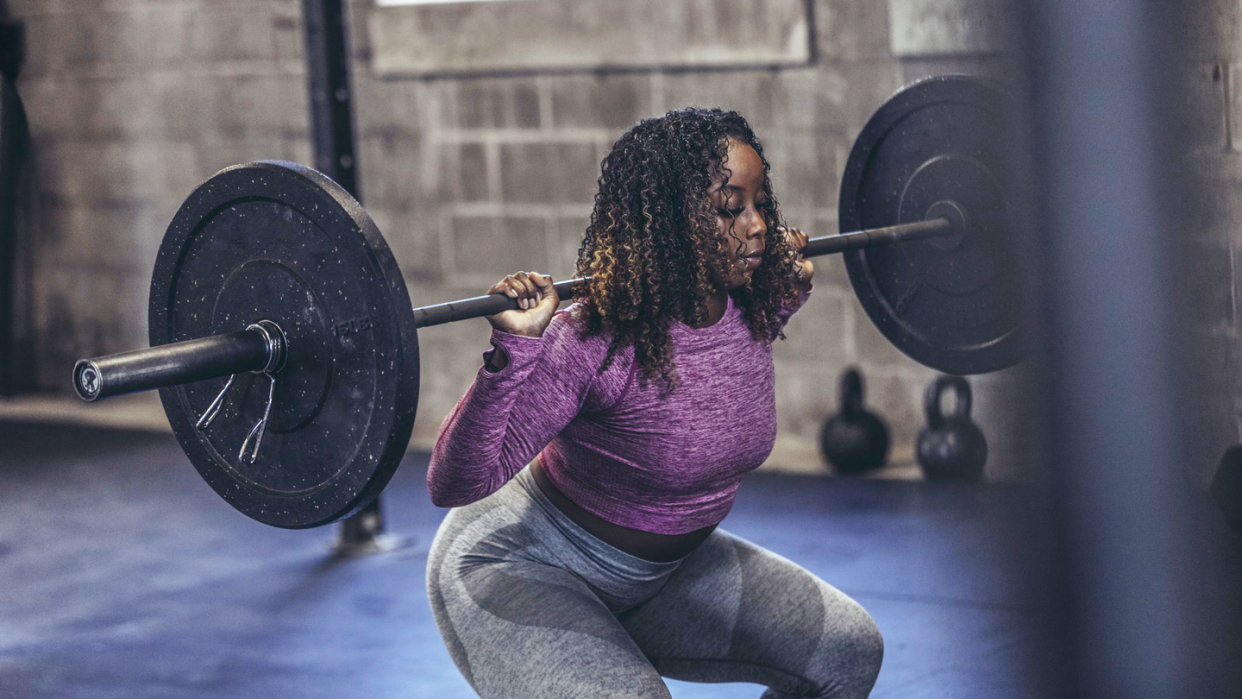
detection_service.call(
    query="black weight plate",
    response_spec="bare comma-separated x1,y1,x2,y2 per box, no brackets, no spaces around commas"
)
839,75,1022,375
150,161,419,528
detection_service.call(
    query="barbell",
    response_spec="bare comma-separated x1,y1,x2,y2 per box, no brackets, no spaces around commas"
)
69,75,1020,528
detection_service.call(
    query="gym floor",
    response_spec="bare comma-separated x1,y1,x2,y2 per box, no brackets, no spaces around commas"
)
0,422,1049,698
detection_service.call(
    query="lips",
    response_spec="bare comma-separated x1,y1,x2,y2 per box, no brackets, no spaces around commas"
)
742,252,763,271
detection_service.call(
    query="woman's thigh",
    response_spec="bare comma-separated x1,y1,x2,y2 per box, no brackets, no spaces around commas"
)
426,501,672,699
618,529,884,699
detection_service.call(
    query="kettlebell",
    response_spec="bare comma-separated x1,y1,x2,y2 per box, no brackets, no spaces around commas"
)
819,368,889,475
916,375,987,481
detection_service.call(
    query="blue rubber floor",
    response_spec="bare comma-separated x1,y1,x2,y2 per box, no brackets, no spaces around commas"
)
0,423,1049,698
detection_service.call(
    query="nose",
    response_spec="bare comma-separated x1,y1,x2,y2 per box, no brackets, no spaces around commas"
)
746,209,767,240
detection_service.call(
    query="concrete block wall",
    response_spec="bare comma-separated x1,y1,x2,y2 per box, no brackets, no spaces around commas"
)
1170,2,1242,487
345,0,1026,477
7,0,309,395
6,0,1237,482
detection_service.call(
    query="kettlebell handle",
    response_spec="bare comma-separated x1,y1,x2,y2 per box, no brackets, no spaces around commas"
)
923,375,973,428
839,367,864,415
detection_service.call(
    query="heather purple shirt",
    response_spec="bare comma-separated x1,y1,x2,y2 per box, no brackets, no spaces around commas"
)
427,284,813,535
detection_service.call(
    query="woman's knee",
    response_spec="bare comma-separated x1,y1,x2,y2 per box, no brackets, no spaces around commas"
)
853,605,884,681
829,598,884,696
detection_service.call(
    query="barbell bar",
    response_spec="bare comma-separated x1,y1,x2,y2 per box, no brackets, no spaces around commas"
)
73,216,954,403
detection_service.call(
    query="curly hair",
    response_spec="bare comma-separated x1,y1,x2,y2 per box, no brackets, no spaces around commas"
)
569,107,805,395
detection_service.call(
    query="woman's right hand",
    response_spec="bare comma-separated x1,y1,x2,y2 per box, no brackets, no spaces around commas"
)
485,271,559,338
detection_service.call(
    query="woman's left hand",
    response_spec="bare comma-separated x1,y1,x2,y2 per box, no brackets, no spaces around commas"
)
783,227,814,290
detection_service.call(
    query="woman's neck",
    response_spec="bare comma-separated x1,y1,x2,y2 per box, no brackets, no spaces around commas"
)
694,288,730,329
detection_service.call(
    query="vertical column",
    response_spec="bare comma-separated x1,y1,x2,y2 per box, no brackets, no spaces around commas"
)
302,0,403,554
1021,1,1241,696
302,0,358,194
0,15,25,396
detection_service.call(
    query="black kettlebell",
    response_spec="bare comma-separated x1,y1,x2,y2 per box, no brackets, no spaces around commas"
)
916,375,987,481
819,368,889,475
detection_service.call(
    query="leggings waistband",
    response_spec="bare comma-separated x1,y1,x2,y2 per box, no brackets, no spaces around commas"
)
510,465,683,584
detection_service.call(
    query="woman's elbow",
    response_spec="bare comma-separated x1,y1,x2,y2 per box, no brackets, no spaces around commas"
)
427,477,464,508
426,474,489,509
428,486,471,509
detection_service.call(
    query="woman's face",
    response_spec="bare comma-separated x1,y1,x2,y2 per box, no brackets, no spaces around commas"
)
708,139,769,291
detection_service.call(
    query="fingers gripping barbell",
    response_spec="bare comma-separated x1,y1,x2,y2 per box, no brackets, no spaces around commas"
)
70,75,1021,529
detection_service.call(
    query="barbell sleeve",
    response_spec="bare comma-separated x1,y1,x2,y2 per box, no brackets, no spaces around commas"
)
803,218,952,256
73,328,275,402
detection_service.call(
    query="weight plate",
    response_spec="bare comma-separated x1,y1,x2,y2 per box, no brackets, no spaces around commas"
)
839,75,1023,375
150,161,419,529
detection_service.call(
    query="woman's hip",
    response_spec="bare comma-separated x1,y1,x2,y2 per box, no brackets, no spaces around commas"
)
426,465,685,613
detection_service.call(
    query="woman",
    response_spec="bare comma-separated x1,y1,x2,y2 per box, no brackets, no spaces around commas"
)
426,108,883,699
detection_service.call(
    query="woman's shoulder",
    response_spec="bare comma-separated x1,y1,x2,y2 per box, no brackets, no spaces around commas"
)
545,303,635,376
546,303,617,352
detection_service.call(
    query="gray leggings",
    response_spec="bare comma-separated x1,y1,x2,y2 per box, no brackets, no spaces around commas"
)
426,466,883,698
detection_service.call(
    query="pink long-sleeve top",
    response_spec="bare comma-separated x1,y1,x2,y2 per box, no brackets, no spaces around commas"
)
427,285,813,535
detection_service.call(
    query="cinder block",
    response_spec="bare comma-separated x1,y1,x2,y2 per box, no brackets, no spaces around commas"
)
766,132,827,213
849,296,926,369
194,74,309,140
454,141,491,202
815,0,893,60
658,71,778,133
35,141,203,208
555,214,590,274
447,213,549,282
193,137,311,178
773,363,928,463
898,56,1009,86
1179,0,1241,61
773,360,837,445
967,372,1037,466
37,202,166,270
1177,62,1229,152
345,0,371,60
409,311,495,448
772,292,850,365
91,9,193,69
359,76,454,135
17,13,94,77
17,79,85,138
70,75,198,140
455,78,541,130
1177,167,1242,248
188,5,282,63
1168,243,1234,330
272,8,304,64
31,266,148,392
768,69,825,133
368,203,442,282
368,0,809,77
514,82,541,129
455,79,508,130
871,370,937,458
499,142,554,203
886,0,1007,57
548,142,600,205
357,133,426,207
550,74,653,130
814,61,905,138
1177,329,1241,487
805,226,854,291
